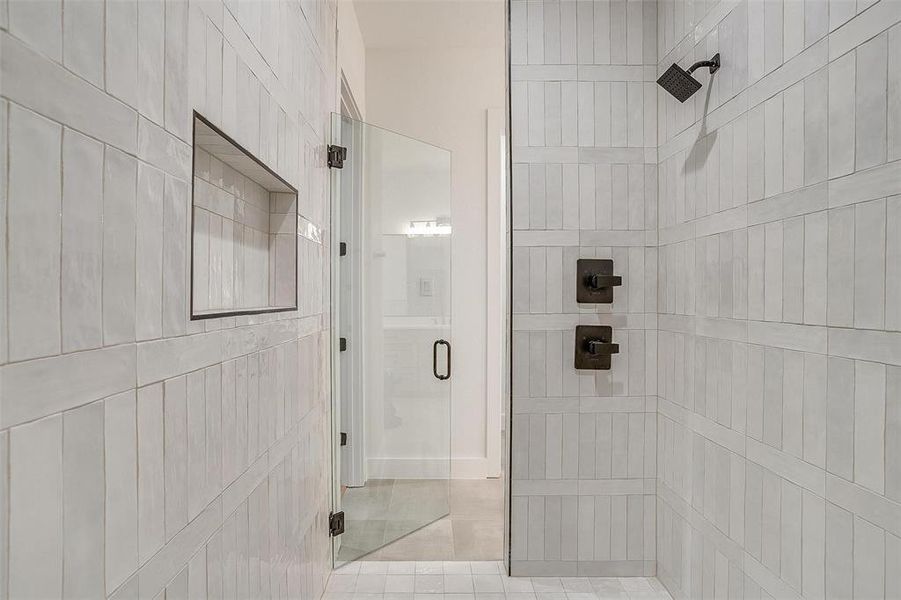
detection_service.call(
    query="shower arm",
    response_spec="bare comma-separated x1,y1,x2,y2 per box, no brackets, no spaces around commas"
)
687,53,720,75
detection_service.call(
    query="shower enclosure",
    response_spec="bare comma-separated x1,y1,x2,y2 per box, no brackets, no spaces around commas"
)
329,114,453,564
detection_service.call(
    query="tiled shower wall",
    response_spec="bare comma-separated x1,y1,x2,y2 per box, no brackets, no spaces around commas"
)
510,0,660,576
510,0,901,593
0,0,336,598
655,0,901,599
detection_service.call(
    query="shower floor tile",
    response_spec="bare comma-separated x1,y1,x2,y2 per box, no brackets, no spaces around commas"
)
325,561,672,600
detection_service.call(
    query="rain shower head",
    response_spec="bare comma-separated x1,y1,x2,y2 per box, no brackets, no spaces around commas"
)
657,53,720,102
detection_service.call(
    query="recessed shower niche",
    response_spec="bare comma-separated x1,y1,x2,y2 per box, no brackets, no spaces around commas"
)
191,112,297,318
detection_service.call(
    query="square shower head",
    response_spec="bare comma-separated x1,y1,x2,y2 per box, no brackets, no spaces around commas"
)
657,63,702,103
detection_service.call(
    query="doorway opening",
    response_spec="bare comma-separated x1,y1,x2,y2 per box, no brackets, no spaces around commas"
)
330,0,508,567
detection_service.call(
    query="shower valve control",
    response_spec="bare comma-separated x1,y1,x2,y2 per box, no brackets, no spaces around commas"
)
574,325,619,370
576,259,622,304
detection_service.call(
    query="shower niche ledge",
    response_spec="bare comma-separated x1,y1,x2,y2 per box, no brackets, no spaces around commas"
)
191,112,298,319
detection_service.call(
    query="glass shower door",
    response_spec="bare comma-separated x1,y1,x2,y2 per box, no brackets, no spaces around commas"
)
330,113,452,565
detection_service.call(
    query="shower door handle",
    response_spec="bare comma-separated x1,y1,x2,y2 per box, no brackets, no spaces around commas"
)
433,339,451,380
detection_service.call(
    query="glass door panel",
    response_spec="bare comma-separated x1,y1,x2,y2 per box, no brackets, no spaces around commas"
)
330,113,452,565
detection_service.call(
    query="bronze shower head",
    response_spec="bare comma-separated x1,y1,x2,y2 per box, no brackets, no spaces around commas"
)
657,53,720,102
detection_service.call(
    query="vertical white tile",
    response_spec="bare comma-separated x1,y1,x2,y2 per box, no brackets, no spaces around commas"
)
103,147,138,345
105,0,139,107
764,221,783,322
827,206,854,327
803,210,827,325
204,364,223,502
748,104,766,202
827,357,855,479
780,480,802,591
805,0,829,46
782,350,804,458
828,52,856,178
764,95,784,198
9,416,62,599
8,0,61,60
7,106,61,361
801,490,825,599
205,21,223,124
764,0,783,74
889,24,901,162
782,82,804,192
105,390,138,592
138,383,165,563
829,0,856,31
855,33,888,170
784,0,804,60
138,0,165,124
0,100,6,366
62,0,104,86
782,217,803,323
61,129,104,353
164,375,188,540
163,176,189,336
804,67,828,185
854,360,885,494
164,0,190,141
530,82,547,147
853,516,885,600
854,199,886,329
63,402,105,599
802,353,827,468
136,164,165,341
888,196,901,331
886,366,901,502
825,502,853,599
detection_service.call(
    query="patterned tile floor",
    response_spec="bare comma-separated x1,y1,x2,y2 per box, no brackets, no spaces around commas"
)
324,561,673,600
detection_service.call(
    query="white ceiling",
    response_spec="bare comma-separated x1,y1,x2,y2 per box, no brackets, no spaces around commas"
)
352,0,506,49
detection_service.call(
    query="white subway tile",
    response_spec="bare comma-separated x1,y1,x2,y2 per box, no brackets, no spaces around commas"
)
62,0,103,86
826,357,855,479
62,402,105,598
103,147,137,345
853,199,886,329
61,129,104,352
8,0,61,60
827,206,854,327
138,0,165,124
889,24,901,162
855,32,888,170
138,383,165,563
853,515,885,599
7,105,61,361
105,0,139,107
137,164,165,341
105,390,138,591
853,360,885,494
828,52,856,178
164,376,188,540
9,415,62,599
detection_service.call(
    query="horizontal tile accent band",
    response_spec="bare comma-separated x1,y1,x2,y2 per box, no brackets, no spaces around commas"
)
513,396,656,414
513,313,653,331
509,560,655,577
511,478,656,496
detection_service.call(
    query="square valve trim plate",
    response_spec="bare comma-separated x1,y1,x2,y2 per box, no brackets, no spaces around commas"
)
576,259,621,304
574,325,619,370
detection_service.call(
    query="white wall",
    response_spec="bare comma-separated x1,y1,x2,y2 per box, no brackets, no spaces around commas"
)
365,43,506,478
337,0,367,115
0,0,337,597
